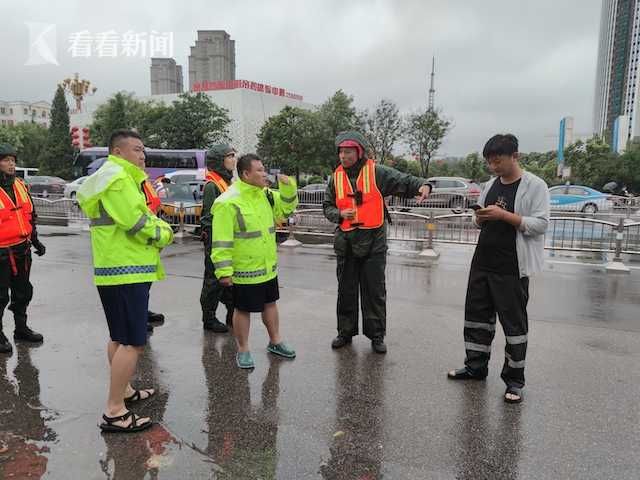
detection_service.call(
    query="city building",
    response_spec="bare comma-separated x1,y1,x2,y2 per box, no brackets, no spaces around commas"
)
150,58,184,95
188,30,236,90
593,0,640,144
147,79,311,153
0,100,50,127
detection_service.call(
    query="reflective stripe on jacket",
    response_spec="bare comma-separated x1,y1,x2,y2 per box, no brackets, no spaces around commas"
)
211,178,298,285
77,155,174,286
334,159,384,231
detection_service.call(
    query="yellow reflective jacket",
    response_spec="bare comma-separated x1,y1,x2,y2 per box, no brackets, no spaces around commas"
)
211,178,298,284
77,155,174,286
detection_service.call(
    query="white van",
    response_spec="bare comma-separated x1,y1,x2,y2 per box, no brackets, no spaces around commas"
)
15,167,39,180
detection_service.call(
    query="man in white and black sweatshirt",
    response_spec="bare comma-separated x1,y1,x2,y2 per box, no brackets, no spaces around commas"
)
447,134,550,404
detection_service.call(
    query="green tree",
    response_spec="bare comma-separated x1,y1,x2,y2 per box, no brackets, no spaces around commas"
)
319,90,359,138
39,86,74,178
159,92,231,149
361,99,402,163
15,123,49,167
0,123,48,167
564,137,613,188
519,151,558,186
317,90,360,168
459,152,490,182
404,109,452,177
257,106,326,182
90,92,170,147
385,155,423,177
0,125,24,151
90,92,129,146
617,144,640,192
428,159,456,178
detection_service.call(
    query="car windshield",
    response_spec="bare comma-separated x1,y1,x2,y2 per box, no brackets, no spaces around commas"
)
157,183,198,202
170,174,198,183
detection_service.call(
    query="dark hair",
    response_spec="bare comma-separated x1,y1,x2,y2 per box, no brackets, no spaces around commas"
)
108,129,142,153
482,134,518,159
237,153,262,177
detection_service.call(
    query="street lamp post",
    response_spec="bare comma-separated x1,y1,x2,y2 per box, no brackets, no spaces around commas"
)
59,73,97,114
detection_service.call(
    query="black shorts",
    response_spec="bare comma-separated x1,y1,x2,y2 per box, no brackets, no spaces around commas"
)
232,277,280,313
97,282,150,347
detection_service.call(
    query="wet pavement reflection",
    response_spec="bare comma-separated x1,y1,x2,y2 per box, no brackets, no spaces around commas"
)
0,345,57,479
1,229,639,479
453,384,522,480
202,335,281,479
320,350,384,480
98,344,178,479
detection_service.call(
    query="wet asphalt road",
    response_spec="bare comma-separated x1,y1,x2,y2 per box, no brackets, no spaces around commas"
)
0,227,639,479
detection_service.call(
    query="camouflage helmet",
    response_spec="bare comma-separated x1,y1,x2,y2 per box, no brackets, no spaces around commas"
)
0,143,17,160
335,131,368,159
206,143,235,169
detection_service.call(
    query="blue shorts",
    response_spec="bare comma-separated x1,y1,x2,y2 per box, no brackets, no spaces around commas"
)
97,283,150,347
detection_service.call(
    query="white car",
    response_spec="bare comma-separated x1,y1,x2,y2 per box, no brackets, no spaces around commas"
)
64,176,89,200
549,185,613,214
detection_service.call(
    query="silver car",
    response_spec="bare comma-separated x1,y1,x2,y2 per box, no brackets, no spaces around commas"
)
421,177,482,209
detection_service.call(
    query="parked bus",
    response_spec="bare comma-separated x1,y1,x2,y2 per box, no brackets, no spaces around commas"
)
73,147,207,180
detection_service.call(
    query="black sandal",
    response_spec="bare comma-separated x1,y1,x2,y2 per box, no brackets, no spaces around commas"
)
99,411,153,433
124,388,155,404
504,386,523,404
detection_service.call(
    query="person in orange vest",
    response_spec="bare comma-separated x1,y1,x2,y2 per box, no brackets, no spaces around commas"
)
0,144,46,354
200,144,236,332
140,178,165,333
322,132,432,354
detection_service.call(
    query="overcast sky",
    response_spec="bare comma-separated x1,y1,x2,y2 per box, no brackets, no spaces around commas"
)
0,0,602,156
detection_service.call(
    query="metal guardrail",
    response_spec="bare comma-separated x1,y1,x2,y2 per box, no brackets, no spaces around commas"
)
33,197,87,223
284,209,640,271
297,190,477,210
33,197,640,267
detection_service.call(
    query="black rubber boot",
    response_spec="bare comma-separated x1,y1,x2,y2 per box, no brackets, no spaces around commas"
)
202,313,229,333
331,336,352,349
13,315,43,343
148,311,165,324
0,330,12,354
371,337,387,354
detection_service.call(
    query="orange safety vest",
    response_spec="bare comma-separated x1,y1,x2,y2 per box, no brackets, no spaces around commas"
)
0,179,34,247
205,171,229,194
334,159,384,231
142,180,161,214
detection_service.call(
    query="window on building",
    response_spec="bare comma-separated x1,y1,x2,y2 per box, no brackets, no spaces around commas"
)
0,107,4,114
9,108,13,114
23,108,28,115
42,111,46,118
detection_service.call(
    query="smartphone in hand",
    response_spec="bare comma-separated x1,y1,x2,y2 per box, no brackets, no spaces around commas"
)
469,204,482,211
